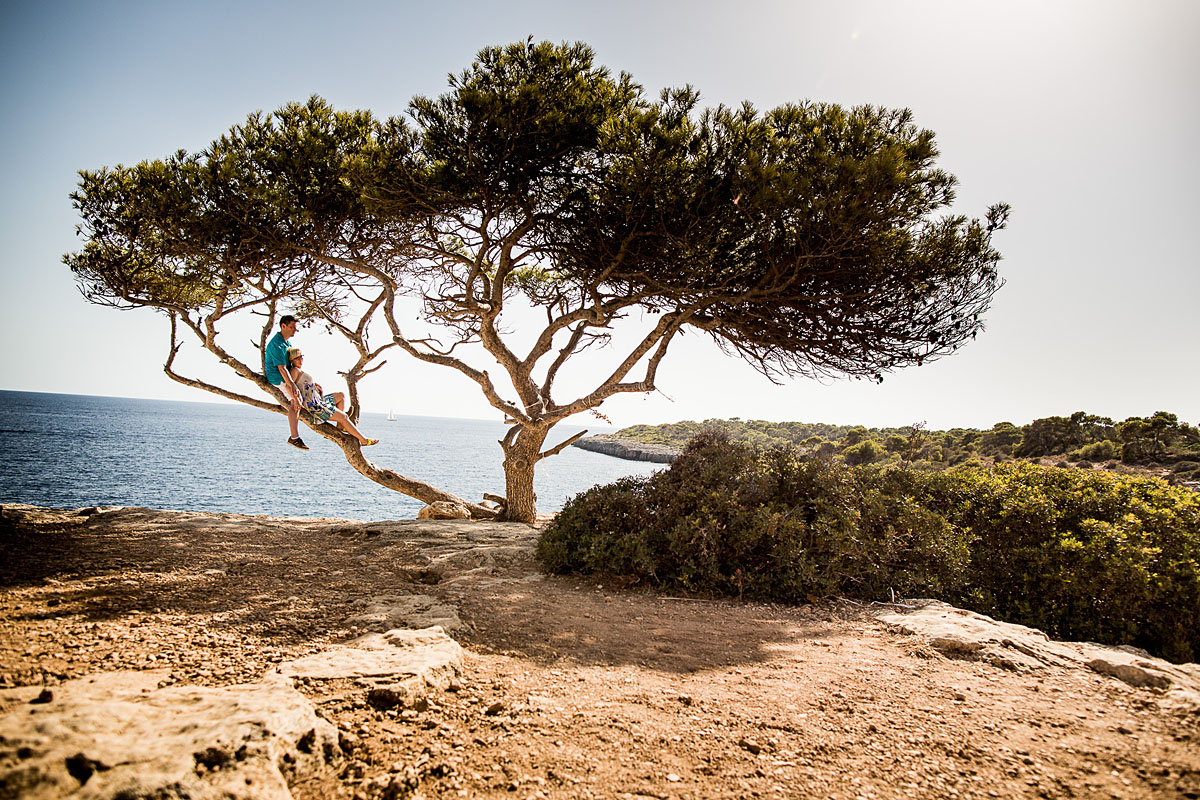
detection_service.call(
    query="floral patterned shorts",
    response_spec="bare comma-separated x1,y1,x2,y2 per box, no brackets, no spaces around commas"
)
304,394,338,422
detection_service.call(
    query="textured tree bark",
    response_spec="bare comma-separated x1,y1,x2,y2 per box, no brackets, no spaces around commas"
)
339,440,496,519
500,426,548,524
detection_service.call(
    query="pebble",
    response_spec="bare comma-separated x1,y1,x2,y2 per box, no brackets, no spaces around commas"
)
738,738,763,755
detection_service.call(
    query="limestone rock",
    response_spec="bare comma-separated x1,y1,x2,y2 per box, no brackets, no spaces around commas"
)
417,501,471,520
571,434,679,463
0,669,339,800
274,626,463,709
431,544,538,586
0,503,114,529
879,600,1200,709
346,595,464,632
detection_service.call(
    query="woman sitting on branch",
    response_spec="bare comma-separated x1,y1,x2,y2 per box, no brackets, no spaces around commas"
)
287,347,379,447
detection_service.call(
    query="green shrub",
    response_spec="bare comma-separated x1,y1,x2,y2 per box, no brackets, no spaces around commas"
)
842,439,884,466
534,475,655,579
540,434,1200,662
538,429,969,602
926,462,1200,663
1070,440,1117,462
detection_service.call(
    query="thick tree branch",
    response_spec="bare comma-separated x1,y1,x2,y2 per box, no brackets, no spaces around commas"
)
550,307,695,419
307,249,532,423
165,314,282,411
538,429,588,461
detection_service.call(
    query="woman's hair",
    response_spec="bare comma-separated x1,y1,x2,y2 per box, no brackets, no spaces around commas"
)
286,347,303,364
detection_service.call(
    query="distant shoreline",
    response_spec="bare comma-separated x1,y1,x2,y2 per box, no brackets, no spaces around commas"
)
0,388,516,426
572,434,679,463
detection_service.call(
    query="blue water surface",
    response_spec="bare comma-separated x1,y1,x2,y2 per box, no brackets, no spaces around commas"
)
0,391,660,521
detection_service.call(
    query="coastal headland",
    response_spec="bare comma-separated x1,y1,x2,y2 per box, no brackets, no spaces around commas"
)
572,435,680,463
1,504,1198,799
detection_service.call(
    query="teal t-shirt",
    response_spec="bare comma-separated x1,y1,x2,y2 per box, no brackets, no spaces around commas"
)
264,332,292,385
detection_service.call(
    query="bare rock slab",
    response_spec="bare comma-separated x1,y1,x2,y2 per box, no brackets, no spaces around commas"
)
416,501,471,520
879,600,1200,709
0,670,339,800
346,595,463,632
274,626,463,709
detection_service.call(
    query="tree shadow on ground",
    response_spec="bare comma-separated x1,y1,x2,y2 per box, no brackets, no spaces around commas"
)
0,514,103,588
1,507,847,678
449,575,851,675
0,508,436,647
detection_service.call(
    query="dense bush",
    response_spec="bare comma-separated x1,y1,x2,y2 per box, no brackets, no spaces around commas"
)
539,429,970,603
842,438,884,466
926,462,1200,663
1070,440,1117,462
539,434,1200,662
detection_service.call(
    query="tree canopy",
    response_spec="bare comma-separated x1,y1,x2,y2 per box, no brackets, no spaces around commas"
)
67,39,1009,522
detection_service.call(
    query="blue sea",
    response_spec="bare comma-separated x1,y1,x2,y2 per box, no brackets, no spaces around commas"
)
0,390,661,521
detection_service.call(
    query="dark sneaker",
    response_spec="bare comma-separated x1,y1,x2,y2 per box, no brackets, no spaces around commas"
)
288,437,309,450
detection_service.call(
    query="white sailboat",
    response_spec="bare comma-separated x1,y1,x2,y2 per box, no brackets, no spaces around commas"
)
387,408,396,422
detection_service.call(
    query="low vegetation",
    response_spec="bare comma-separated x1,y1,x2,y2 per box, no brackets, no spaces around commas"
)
539,429,1200,663
614,410,1200,485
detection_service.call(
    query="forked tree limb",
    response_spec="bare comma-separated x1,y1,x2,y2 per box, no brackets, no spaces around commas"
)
165,312,497,519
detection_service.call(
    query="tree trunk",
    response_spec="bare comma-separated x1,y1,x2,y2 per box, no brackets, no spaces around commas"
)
501,426,548,524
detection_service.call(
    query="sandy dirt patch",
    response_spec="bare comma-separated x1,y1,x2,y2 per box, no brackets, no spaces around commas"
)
1,505,1197,799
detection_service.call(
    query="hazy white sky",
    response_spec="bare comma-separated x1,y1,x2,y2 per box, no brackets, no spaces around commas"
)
1,0,1196,431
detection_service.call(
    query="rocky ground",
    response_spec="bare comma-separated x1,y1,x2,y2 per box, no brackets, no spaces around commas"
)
1,503,1198,800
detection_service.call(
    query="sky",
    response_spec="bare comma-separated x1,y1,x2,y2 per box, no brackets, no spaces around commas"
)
1,0,1196,432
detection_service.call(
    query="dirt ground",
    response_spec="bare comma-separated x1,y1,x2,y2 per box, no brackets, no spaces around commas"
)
0,505,1197,800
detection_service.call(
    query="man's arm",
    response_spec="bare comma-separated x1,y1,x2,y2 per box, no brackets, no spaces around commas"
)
278,364,300,409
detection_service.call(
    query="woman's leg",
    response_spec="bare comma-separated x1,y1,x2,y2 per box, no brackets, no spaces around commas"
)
331,393,347,431
329,409,369,444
